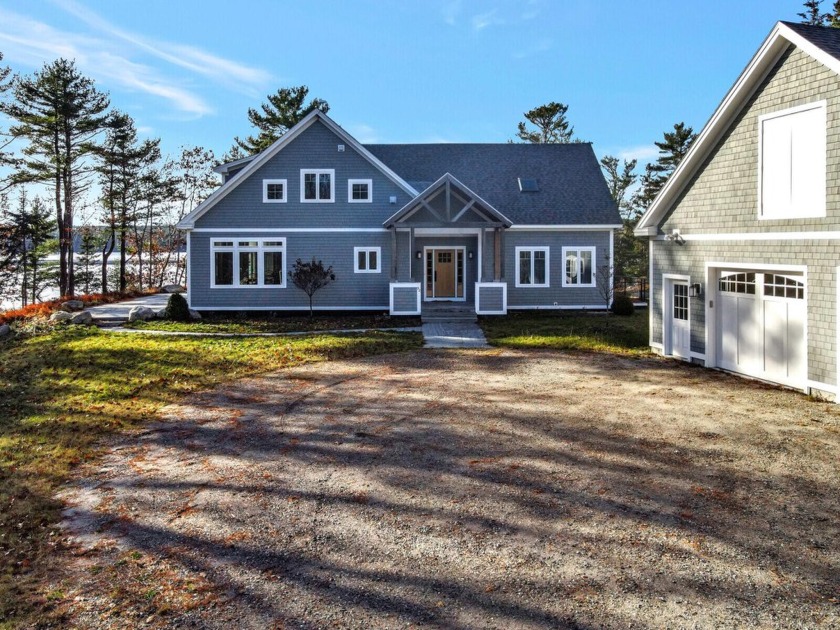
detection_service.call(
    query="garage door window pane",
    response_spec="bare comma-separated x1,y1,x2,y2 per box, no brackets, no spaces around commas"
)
764,274,804,300
719,272,756,294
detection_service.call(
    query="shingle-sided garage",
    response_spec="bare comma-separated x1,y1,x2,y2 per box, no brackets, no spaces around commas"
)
635,21,840,399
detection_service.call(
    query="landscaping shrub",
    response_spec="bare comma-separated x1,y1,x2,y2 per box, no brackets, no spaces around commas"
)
610,294,636,316
164,293,191,322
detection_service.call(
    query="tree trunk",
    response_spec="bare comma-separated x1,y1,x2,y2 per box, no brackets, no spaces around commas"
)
64,125,75,296
101,230,115,294
309,293,313,316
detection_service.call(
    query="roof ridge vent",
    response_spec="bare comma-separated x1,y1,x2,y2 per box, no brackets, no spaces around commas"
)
518,177,539,192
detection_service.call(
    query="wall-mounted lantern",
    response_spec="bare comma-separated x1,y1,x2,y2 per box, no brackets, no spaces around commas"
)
416,251,422,259
468,251,474,260
688,283,702,298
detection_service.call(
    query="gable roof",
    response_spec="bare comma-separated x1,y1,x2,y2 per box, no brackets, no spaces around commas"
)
177,110,418,229
367,142,619,226
384,172,512,228
635,20,840,235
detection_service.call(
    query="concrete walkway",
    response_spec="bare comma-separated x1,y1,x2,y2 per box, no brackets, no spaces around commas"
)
85,294,171,323
421,321,490,349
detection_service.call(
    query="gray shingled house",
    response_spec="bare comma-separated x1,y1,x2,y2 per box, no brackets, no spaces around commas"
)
178,110,620,316
635,21,840,397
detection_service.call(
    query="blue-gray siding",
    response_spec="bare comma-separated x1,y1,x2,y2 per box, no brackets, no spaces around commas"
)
392,286,420,313
189,231,391,310
477,285,505,313
195,120,412,230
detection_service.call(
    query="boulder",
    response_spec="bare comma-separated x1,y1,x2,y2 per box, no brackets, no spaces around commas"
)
154,309,167,319
128,306,155,323
160,284,186,294
59,300,85,312
188,309,202,321
0,324,10,337
70,311,93,325
50,311,74,322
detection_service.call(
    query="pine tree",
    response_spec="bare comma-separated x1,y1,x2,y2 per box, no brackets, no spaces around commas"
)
632,122,697,213
234,86,329,155
94,111,159,293
0,52,14,170
516,102,576,143
0,59,109,296
798,0,840,26
3,192,57,306
600,156,647,279
76,226,100,295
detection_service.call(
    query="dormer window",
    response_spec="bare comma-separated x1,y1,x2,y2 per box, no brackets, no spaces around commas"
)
348,179,372,203
301,169,335,203
518,177,539,192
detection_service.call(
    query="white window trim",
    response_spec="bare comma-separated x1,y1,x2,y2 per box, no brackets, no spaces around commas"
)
300,169,335,203
354,246,381,273
262,179,287,203
348,178,372,203
757,100,826,220
561,246,596,288
210,238,287,289
514,246,550,288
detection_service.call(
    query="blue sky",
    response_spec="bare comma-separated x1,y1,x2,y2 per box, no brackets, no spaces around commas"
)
0,0,805,167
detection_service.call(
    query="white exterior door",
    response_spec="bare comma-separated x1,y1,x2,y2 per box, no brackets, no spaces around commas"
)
665,279,691,359
716,270,805,388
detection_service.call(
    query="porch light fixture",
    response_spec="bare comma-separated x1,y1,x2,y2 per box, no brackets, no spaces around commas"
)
689,283,702,298
468,251,474,260
416,251,422,259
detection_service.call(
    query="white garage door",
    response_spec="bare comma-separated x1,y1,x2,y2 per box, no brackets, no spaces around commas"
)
716,271,806,388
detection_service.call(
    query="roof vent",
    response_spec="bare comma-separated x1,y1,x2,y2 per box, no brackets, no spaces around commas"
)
518,177,539,192
337,144,345,152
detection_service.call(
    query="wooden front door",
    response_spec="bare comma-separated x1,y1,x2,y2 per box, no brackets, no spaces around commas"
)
434,250,456,297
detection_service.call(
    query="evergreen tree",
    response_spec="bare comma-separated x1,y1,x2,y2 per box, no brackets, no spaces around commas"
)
234,86,329,155
798,0,840,26
516,102,576,143
0,59,109,296
632,122,697,213
94,111,160,293
76,226,101,295
3,192,57,306
0,52,14,170
600,156,647,279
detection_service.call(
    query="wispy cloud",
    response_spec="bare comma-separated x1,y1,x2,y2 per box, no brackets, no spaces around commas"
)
441,0,462,26
472,9,503,31
614,144,660,165
55,0,270,95
347,123,379,144
512,38,553,59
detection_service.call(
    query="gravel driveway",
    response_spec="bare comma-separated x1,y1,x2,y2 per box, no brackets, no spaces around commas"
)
54,349,840,629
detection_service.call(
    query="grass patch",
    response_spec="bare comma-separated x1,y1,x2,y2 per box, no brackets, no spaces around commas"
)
125,312,421,334
480,309,649,355
0,326,421,625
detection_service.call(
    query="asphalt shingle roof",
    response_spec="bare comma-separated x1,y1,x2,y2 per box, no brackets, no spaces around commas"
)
781,20,840,61
365,143,620,226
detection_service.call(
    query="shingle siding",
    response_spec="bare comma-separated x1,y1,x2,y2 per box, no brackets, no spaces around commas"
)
650,44,840,391
477,285,505,312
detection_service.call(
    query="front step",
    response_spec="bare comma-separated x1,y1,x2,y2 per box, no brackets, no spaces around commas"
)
421,303,477,324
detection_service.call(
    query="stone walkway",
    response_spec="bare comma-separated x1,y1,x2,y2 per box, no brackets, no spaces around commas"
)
85,294,171,323
421,321,490,348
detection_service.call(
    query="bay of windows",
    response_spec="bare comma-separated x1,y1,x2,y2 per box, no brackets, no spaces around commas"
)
212,239,286,288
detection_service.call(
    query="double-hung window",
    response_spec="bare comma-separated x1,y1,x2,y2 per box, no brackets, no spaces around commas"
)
759,101,826,219
262,179,287,203
354,247,380,273
211,238,286,288
300,169,334,202
515,246,549,287
348,179,372,203
562,247,595,287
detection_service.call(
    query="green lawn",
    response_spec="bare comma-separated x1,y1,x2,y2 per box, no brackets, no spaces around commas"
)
0,326,421,626
480,309,650,354
125,312,421,334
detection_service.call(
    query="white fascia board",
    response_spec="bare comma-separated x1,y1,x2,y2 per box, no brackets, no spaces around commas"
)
508,224,621,231
636,21,796,232
634,225,660,237
213,154,256,174
178,110,418,230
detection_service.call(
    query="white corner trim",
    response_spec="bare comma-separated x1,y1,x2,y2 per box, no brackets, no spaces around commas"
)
514,246,550,288
262,178,287,203
186,231,192,307
348,179,373,203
